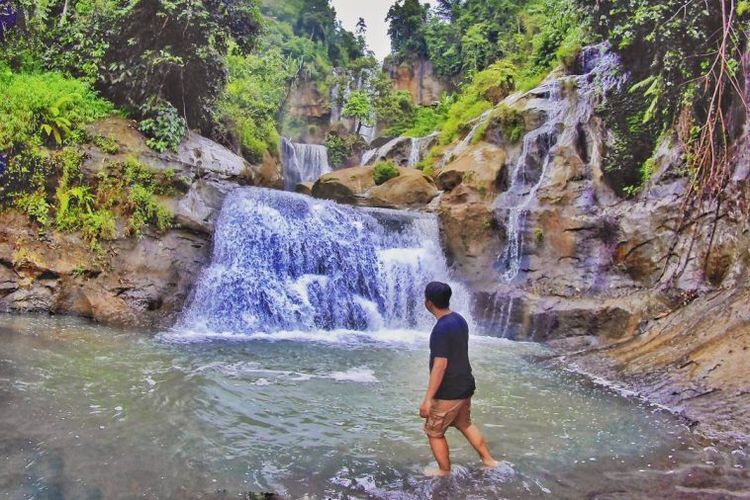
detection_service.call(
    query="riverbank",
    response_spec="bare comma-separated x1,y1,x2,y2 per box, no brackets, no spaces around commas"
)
547,286,750,448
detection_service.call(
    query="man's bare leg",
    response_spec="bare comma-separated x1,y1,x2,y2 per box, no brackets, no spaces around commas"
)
457,424,498,467
426,436,452,476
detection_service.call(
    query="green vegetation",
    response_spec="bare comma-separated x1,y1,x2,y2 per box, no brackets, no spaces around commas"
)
2,0,261,138
137,100,187,153
218,48,296,163
372,161,400,185
343,90,374,134
583,0,747,200
0,147,175,250
386,0,586,147
0,66,113,152
324,135,348,168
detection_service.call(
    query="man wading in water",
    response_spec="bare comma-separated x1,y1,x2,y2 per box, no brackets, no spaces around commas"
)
420,281,498,476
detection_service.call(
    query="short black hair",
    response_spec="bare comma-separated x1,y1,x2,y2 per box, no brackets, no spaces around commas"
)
425,281,452,309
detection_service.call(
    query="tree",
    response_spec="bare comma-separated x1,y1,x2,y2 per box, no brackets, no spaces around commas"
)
356,17,366,35
0,0,16,40
100,0,262,133
386,0,429,61
343,90,374,133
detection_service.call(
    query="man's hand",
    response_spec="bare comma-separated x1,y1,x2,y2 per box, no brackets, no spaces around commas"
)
420,399,431,418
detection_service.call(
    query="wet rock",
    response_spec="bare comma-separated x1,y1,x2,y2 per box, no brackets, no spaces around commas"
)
562,287,750,446
295,182,314,196
312,166,375,205
368,171,438,209
436,142,507,196
312,166,438,209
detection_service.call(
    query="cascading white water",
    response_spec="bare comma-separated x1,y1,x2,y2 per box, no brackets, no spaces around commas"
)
360,148,377,165
281,138,331,191
180,188,473,335
407,133,438,167
495,44,628,282
360,136,408,165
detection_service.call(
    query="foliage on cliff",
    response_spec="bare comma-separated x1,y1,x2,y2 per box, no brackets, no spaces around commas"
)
388,0,585,142
387,0,584,79
1,0,262,143
580,0,748,203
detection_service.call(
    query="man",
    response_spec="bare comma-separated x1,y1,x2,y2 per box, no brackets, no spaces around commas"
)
420,281,498,476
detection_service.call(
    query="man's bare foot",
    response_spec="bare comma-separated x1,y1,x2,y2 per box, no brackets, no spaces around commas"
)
482,458,499,468
423,466,451,477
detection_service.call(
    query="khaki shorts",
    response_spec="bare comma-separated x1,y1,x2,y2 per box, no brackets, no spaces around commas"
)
423,398,472,438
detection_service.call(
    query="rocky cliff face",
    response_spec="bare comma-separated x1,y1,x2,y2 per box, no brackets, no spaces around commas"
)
310,46,750,443
384,57,449,106
0,118,281,328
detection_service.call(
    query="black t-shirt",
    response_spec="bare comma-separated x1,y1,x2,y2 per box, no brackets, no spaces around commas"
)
429,312,476,400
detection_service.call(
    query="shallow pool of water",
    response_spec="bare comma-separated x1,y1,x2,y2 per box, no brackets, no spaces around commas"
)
1,314,747,499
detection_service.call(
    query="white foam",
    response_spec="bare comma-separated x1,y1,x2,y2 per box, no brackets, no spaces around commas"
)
328,367,378,383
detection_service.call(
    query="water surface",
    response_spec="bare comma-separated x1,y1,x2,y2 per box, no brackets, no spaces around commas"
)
1,315,747,499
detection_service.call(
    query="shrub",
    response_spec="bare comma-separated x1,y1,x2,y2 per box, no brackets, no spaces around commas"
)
373,161,400,185
324,134,348,168
0,68,114,151
92,135,120,154
15,191,50,226
137,100,186,153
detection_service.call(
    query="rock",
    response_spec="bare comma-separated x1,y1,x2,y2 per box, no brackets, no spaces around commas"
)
312,166,438,209
384,57,449,106
562,287,750,446
312,166,375,205
0,210,211,328
295,182,313,196
84,117,280,188
438,185,504,286
436,142,507,196
368,171,438,209
175,179,237,234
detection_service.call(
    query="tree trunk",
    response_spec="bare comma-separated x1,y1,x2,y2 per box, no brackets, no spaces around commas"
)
59,0,69,27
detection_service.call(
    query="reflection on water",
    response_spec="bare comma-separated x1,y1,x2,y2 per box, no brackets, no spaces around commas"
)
0,314,747,499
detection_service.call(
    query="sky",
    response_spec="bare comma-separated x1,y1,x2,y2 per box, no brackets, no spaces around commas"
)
330,0,439,61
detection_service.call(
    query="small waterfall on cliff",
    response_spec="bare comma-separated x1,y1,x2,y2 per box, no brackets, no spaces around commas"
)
496,81,563,281
180,188,472,335
495,44,628,282
281,138,331,191
360,137,408,165
408,133,438,166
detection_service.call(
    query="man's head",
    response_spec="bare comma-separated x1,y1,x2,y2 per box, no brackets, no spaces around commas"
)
424,281,452,315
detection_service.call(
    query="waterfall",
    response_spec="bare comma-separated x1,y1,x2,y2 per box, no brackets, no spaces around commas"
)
281,138,331,191
360,137,408,166
408,133,438,167
361,148,377,166
179,188,473,335
495,44,627,282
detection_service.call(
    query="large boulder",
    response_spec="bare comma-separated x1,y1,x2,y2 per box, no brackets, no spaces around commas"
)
369,171,438,209
312,165,438,209
437,185,504,286
84,117,282,188
312,166,375,205
436,142,507,196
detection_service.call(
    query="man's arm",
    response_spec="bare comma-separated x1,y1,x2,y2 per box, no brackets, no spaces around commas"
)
420,357,448,418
